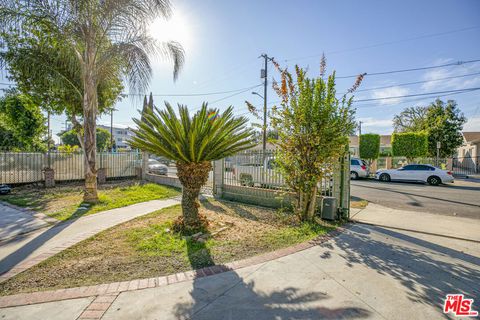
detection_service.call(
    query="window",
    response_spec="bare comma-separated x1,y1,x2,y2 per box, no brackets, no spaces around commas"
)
350,159,360,166
402,165,416,170
415,165,434,171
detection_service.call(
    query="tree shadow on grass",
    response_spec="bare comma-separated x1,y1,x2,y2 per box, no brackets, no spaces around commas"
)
320,224,480,318
173,238,372,319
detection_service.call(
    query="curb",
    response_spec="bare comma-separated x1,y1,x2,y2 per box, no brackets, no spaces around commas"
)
0,226,344,312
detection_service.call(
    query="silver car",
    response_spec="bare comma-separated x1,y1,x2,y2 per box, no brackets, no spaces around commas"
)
148,159,168,175
350,158,369,179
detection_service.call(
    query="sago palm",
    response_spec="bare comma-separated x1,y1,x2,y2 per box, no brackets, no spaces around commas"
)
129,103,255,232
0,0,184,201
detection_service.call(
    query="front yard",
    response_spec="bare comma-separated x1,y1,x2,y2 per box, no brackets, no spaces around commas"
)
0,181,179,220
0,199,336,296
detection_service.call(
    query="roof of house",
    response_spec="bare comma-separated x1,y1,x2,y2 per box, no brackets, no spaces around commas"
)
380,135,391,145
349,135,392,146
463,132,480,143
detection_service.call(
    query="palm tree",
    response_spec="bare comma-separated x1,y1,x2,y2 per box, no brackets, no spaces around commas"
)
0,0,184,202
129,103,254,233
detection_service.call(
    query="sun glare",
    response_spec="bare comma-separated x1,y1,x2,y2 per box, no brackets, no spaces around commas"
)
148,10,192,51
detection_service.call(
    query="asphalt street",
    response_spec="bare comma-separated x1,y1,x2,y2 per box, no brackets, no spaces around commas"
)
351,178,480,219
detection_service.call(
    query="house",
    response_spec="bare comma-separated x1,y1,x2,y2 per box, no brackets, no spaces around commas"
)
457,132,480,158
349,135,392,157
97,124,135,149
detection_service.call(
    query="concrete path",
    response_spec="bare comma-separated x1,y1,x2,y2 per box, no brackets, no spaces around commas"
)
0,203,51,242
1,223,479,319
351,203,480,242
0,197,180,279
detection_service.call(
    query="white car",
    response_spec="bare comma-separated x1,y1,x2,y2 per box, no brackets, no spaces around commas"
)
376,164,454,186
148,159,168,175
350,158,369,179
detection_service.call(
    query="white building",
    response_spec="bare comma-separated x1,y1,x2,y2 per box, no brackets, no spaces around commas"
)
97,124,135,149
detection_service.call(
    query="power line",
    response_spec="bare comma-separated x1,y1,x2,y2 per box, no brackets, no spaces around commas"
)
355,90,479,109
208,84,262,105
284,25,480,62
353,87,480,103
125,83,262,97
337,59,480,79
349,71,480,93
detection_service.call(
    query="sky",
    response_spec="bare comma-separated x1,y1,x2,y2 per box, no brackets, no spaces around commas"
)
1,0,480,142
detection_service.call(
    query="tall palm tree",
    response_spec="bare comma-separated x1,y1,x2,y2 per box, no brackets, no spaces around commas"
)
129,103,254,233
0,0,184,202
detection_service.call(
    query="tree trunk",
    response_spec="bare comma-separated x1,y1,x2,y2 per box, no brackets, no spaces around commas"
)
82,55,99,202
306,184,318,221
176,161,211,228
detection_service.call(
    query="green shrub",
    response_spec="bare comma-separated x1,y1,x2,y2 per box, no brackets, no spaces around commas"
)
392,132,428,162
359,134,380,161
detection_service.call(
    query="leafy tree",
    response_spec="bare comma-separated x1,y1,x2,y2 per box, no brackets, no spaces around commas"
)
393,106,428,132
392,132,428,162
359,134,380,163
269,58,360,221
129,104,254,234
0,91,46,151
57,144,80,154
61,128,112,152
1,0,185,202
392,99,466,157
424,100,466,157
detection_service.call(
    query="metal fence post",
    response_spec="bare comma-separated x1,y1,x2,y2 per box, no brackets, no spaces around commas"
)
213,159,224,198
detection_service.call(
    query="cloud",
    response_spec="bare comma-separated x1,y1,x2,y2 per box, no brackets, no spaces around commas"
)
370,86,409,105
463,116,480,131
358,117,393,134
421,61,480,91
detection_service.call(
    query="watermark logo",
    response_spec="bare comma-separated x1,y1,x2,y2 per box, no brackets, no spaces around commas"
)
443,294,478,317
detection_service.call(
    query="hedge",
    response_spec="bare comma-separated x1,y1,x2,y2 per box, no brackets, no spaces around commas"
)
359,133,380,161
391,132,428,161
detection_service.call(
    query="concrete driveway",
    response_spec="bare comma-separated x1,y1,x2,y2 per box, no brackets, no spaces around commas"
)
0,203,50,242
2,224,478,320
351,179,480,219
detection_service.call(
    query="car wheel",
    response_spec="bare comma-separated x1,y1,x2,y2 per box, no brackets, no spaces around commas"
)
427,176,441,186
350,171,359,180
379,173,391,182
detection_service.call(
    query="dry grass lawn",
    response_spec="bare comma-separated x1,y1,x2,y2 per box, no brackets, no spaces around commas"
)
1,180,179,220
0,199,337,296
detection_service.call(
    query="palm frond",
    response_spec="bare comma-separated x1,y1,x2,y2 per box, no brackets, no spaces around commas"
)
129,103,255,162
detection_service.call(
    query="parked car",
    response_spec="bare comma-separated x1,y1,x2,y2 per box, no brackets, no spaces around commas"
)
375,164,453,186
232,156,282,188
232,156,332,190
148,159,168,175
350,158,369,180
0,184,12,195
152,156,172,166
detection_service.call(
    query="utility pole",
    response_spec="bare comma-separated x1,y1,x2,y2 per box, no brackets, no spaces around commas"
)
110,109,114,152
47,111,51,168
358,121,362,137
260,53,274,153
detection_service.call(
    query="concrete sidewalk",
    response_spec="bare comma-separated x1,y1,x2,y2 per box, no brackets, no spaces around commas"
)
1,223,478,319
0,203,54,242
351,203,480,242
0,197,180,280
